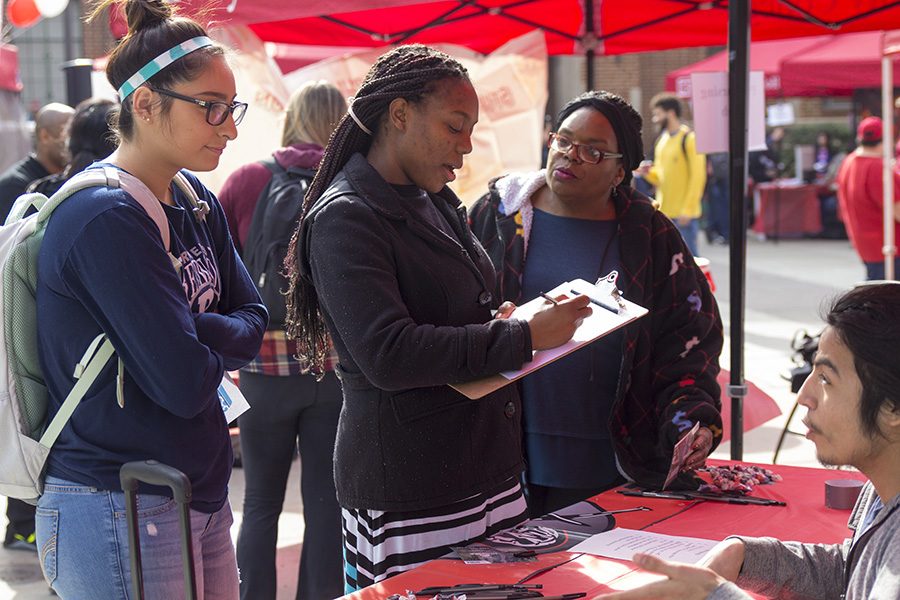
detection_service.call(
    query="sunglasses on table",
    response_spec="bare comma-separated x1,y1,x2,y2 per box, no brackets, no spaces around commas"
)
548,132,623,164
150,87,248,126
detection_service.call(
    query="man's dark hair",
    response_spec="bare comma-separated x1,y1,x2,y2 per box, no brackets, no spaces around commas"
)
283,44,470,375
555,90,644,186
825,283,900,437
651,92,682,118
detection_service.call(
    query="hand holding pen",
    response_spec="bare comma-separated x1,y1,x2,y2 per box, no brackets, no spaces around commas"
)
528,293,592,350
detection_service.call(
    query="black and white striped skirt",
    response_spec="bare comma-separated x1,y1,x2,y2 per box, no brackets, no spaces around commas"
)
341,476,528,593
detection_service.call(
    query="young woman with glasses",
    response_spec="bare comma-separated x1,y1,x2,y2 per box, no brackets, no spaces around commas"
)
470,90,724,516
33,1,266,597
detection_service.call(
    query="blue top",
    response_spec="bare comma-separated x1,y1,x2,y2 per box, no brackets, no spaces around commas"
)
37,167,267,512
520,208,623,489
857,492,885,538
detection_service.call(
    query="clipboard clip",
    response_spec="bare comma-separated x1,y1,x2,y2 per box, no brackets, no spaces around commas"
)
595,270,627,311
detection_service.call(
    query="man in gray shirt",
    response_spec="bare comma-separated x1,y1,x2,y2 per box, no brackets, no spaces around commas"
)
599,283,900,600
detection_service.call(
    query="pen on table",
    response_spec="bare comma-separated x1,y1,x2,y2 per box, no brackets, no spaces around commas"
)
570,289,619,314
618,489,786,506
618,489,694,500
536,594,587,600
539,292,559,306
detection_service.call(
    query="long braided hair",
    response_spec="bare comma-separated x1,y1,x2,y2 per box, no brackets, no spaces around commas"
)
284,44,470,376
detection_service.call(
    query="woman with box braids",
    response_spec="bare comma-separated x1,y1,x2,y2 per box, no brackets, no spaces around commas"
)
283,44,590,590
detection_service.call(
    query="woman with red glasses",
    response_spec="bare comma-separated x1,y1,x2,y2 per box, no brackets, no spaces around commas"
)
470,90,724,516
32,0,265,597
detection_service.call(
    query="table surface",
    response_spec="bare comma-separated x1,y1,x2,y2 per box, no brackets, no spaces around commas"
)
341,461,867,599
752,183,822,238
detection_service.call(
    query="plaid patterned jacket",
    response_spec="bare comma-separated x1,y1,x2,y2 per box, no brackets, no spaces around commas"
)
469,172,724,489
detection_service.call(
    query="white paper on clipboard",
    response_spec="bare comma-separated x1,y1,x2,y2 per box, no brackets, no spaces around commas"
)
450,275,648,400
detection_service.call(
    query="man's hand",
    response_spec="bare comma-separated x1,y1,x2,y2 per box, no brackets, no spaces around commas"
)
594,553,726,599
682,426,713,471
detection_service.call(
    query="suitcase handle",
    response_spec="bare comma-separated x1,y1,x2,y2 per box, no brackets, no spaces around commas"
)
120,460,192,502
120,460,197,600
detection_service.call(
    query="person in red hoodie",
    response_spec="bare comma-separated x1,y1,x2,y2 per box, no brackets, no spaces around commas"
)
836,116,900,280
218,81,347,600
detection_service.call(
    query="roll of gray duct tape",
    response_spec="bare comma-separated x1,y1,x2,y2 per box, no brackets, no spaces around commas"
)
825,479,863,510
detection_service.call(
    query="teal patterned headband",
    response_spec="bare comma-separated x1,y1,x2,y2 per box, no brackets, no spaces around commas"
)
118,36,214,101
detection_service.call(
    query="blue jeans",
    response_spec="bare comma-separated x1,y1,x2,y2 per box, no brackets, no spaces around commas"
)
36,476,238,599
706,178,729,241
864,258,900,281
675,218,700,256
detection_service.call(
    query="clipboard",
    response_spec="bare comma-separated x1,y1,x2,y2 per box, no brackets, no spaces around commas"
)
450,273,648,399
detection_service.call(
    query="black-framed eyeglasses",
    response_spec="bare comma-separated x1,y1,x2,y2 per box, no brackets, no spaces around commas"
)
151,87,248,126
548,132,623,164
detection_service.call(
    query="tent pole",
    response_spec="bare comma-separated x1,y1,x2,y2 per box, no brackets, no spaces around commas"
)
585,0,596,90
727,0,749,460
587,50,595,89
882,50,895,280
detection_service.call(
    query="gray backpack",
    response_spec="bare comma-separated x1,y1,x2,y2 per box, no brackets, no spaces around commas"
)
0,165,200,503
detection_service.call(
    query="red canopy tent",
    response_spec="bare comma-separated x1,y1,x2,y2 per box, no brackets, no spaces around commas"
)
665,36,829,98
780,30,900,96
178,0,900,458
189,1,900,56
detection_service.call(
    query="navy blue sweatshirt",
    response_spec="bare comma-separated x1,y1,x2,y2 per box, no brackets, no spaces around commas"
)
37,168,267,512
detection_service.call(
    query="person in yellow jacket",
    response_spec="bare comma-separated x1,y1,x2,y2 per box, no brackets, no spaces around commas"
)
640,93,707,255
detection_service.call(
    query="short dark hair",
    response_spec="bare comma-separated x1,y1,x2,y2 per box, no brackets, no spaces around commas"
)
824,283,900,437
554,90,644,186
89,0,224,142
67,98,117,173
651,92,682,118
284,44,470,375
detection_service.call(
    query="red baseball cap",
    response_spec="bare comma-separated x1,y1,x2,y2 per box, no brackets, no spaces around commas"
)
857,117,883,143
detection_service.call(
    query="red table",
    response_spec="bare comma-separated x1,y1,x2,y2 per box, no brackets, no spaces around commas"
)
341,461,866,599
752,182,822,239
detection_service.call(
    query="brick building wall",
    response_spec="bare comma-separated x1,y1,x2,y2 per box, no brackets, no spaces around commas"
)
82,4,117,59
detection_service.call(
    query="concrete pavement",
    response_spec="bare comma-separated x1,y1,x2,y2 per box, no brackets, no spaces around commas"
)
0,234,867,599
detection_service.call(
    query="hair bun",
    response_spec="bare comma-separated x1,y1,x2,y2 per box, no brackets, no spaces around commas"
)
124,0,174,35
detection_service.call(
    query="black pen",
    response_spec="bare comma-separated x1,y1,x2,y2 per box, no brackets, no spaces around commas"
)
689,493,787,506
539,292,559,306
570,288,619,314
618,489,694,500
538,594,587,600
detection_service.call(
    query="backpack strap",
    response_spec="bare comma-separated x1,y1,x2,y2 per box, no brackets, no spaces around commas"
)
38,333,115,448
5,193,47,225
173,171,210,223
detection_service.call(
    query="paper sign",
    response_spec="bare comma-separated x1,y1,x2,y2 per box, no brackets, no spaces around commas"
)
767,102,795,127
663,421,700,490
690,71,766,154
218,374,250,422
569,528,719,564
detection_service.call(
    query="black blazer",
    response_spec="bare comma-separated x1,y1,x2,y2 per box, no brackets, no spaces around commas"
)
298,154,532,511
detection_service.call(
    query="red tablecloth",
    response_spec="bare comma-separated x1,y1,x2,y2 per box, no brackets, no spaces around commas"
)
752,183,822,238
341,461,866,599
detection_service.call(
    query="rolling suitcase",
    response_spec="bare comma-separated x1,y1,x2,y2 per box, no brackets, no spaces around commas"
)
120,460,198,600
